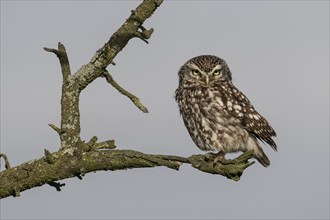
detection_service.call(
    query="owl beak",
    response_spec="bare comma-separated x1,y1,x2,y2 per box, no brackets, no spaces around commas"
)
205,76,209,85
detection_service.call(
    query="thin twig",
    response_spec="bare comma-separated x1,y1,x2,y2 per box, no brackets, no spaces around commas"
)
48,123,62,135
48,181,66,191
44,149,56,164
103,70,149,113
0,153,11,169
94,140,116,150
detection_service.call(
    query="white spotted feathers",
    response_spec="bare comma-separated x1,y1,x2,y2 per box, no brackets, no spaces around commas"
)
175,55,277,167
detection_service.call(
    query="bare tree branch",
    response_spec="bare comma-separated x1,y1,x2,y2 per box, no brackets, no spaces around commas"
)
43,42,71,79
0,0,256,199
44,42,81,149
0,148,254,199
103,70,149,113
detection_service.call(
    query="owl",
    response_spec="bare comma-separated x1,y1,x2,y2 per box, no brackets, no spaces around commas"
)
175,55,277,167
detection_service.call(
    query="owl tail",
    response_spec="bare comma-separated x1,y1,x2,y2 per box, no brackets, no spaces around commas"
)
254,147,271,167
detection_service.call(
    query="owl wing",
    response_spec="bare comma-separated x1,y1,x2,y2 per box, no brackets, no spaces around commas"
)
242,109,277,151
217,83,277,151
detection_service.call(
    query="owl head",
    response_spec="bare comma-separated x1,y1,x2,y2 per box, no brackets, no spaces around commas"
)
178,55,232,87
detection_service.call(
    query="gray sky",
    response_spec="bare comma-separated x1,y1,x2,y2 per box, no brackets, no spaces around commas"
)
1,1,329,219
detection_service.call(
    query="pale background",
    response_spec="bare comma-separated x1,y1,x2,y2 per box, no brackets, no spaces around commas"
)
1,1,329,219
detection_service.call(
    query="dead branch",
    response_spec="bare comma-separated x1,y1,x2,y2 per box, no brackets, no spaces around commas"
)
0,0,255,199
0,148,254,199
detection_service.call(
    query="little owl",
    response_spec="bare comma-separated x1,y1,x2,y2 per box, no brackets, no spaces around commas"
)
175,55,277,167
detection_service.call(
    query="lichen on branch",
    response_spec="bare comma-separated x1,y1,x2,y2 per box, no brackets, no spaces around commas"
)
0,148,255,199
0,0,255,199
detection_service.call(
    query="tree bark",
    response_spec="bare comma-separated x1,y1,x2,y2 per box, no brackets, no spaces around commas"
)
0,0,255,199
0,147,254,199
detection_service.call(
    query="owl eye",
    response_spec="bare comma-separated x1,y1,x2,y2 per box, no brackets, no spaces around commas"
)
213,69,222,76
191,69,201,76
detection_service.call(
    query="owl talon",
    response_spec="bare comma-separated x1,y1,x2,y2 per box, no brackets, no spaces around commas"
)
204,152,234,166
205,152,217,161
213,157,234,166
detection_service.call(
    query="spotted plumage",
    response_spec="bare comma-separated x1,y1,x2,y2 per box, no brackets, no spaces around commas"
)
175,55,277,167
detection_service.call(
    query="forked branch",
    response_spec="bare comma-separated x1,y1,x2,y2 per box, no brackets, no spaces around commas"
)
44,42,71,79
0,0,255,199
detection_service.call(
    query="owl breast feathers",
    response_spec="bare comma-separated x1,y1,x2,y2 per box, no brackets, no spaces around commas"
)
175,55,277,167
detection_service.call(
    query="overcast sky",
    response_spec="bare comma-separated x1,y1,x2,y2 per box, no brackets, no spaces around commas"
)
1,1,329,219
